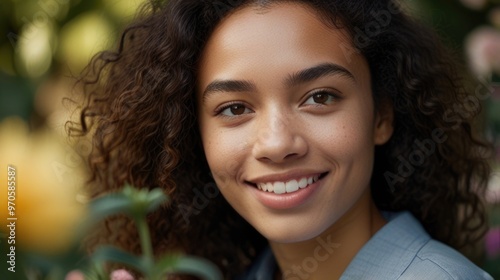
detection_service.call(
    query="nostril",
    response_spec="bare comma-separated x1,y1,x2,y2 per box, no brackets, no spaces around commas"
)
252,130,308,163
284,153,299,159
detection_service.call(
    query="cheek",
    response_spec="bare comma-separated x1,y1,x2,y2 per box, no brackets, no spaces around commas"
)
314,108,376,200
309,111,376,223
200,128,252,212
200,123,249,186
313,108,375,160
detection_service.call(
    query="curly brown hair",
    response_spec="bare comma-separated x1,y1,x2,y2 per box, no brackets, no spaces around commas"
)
67,0,492,278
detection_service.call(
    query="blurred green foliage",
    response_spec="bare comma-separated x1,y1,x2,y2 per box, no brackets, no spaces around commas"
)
0,0,144,123
0,184,223,279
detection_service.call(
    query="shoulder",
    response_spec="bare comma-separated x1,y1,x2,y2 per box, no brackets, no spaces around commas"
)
399,239,493,280
341,211,493,280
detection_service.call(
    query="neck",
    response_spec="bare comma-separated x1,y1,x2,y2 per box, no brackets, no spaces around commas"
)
269,189,386,280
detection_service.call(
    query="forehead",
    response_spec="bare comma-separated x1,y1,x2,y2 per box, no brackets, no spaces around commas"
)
197,2,370,91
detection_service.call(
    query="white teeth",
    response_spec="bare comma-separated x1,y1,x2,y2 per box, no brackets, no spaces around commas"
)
266,182,274,192
255,174,324,194
298,178,308,189
274,182,286,194
285,180,299,193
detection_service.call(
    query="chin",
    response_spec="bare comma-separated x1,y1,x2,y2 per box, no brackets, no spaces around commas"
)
254,216,333,244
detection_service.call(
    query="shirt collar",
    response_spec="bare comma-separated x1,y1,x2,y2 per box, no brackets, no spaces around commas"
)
239,211,429,280
340,211,431,279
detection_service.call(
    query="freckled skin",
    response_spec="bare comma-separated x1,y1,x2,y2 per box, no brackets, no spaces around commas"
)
197,3,393,278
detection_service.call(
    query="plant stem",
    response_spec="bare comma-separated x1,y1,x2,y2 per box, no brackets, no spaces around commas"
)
136,216,154,272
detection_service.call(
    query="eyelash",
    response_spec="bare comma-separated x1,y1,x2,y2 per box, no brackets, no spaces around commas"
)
214,89,341,117
214,101,253,117
303,89,341,106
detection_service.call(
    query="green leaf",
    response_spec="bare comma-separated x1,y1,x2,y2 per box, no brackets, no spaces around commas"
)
86,185,169,226
84,262,109,280
145,188,168,213
91,246,144,273
154,255,223,280
88,194,131,222
121,184,168,218
151,255,178,277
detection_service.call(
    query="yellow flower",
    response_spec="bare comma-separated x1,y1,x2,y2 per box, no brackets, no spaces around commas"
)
0,117,87,255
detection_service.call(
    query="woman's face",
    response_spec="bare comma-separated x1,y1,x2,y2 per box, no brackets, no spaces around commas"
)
197,3,393,243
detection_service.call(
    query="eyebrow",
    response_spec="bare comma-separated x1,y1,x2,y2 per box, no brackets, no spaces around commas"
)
202,80,256,101
285,63,355,88
202,62,355,101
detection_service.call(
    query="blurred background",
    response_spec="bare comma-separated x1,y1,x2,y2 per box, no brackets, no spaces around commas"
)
0,0,499,278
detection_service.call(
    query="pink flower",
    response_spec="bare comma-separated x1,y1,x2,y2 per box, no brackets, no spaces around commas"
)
465,27,500,77
111,269,135,280
485,227,500,258
65,271,85,280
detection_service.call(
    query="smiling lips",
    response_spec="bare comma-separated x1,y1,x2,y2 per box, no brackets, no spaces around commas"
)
256,175,320,194
247,172,328,209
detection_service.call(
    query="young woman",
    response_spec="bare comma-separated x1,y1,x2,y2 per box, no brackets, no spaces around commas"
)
70,0,494,279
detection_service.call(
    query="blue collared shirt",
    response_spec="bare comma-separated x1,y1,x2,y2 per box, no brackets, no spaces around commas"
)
238,211,493,279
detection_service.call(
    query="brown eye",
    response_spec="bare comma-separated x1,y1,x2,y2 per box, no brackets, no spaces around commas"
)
219,103,252,116
230,104,246,115
312,92,329,104
304,90,337,105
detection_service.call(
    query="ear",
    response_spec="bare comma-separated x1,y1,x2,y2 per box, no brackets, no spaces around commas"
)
373,99,394,145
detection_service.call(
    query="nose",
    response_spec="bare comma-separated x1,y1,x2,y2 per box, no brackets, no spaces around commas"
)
252,110,308,163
